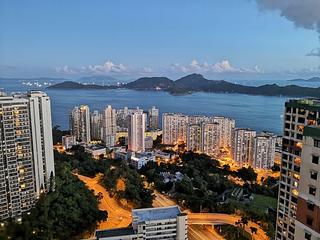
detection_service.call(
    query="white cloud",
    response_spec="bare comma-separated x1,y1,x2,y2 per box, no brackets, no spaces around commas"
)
55,65,76,74
85,60,128,74
170,60,263,74
56,60,153,76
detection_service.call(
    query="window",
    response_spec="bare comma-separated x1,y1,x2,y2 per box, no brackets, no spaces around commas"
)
307,202,315,211
306,217,313,226
312,155,319,164
309,186,316,196
310,171,318,180
304,232,311,240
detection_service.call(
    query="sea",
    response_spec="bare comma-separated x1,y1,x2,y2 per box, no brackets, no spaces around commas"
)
1,78,319,135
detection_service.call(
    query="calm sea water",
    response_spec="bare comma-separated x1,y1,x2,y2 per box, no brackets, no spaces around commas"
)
1,78,318,134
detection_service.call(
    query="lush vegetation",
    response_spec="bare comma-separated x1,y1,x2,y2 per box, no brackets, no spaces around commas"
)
59,146,154,208
101,160,153,208
140,151,277,238
141,151,235,212
0,152,107,240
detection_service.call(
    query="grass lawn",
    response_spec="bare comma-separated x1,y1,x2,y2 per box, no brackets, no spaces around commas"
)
251,194,277,211
228,194,277,215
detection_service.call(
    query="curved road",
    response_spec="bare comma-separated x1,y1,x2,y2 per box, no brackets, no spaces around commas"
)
78,174,269,240
189,213,269,240
77,174,132,230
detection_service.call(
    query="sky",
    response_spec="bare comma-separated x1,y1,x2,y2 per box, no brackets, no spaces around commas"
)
0,0,320,80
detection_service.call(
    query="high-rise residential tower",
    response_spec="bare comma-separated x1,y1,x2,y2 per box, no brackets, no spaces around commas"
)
233,128,256,167
294,126,320,240
90,110,103,140
0,95,35,219
128,109,146,152
276,99,320,240
148,106,159,131
213,116,235,148
28,91,55,196
70,105,91,144
162,113,188,145
253,132,276,169
202,122,220,156
0,91,55,220
103,105,117,148
186,124,202,152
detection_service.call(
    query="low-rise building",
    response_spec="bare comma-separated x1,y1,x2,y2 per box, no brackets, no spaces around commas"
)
160,172,184,183
95,205,188,240
85,145,106,159
62,135,76,150
130,152,155,169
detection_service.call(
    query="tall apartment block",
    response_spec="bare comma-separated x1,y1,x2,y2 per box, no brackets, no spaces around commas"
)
233,128,256,167
187,124,202,152
186,122,220,156
148,106,159,131
0,91,55,219
294,126,320,240
69,105,91,144
213,116,235,148
90,110,103,140
276,99,320,240
28,91,55,196
202,122,220,156
162,113,188,145
96,205,188,240
103,105,117,148
253,132,276,169
128,110,146,152
116,107,142,132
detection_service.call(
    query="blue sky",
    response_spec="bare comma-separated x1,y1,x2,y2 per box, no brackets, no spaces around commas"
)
0,0,319,80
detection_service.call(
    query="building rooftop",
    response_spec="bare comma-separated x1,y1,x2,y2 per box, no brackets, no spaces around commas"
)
303,126,320,139
132,205,182,222
96,227,135,239
286,98,320,111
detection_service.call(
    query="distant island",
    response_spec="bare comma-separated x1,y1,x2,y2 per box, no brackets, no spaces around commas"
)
48,73,320,97
288,77,320,82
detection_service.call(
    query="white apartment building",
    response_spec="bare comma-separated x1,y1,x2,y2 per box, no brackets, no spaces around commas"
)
213,116,235,148
0,91,55,219
0,95,35,219
62,135,76,150
202,122,220,156
162,113,188,145
95,205,188,240
103,105,117,148
28,91,55,196
253,132,276,169
128,110,146,152
233,128,256,167
130,152,156,169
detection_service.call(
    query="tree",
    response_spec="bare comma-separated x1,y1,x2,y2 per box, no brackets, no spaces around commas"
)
3,157,107,240
237,167,257,182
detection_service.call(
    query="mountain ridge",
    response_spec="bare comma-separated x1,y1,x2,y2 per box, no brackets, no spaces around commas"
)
47,74,320,97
